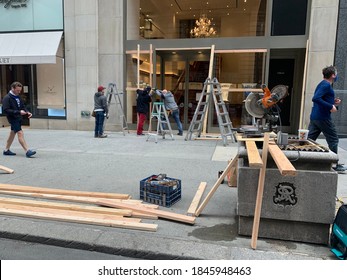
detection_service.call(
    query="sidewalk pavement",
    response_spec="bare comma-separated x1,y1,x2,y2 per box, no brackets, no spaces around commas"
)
0,127,346,260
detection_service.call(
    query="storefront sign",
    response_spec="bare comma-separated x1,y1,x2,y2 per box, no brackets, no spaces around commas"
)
0,0,28,9
0,57,11,64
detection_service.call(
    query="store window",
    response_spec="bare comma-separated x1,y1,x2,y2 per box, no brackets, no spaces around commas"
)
136,0,267,39
271,0,308,36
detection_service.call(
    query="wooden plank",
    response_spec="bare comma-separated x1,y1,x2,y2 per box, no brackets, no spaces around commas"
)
268,142,297,176
195,156,238,217
187,182,207,216
0,207,157,232
245,141,263,168
227,158,238,187
0,183,130,199
0,165,14,174
0,196,132,216
251,133,270,249
0,190,159,209
0,202,141,223
98,199,196,225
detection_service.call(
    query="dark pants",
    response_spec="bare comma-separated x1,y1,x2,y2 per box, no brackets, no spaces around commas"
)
94,111,105,137
308,119,339,154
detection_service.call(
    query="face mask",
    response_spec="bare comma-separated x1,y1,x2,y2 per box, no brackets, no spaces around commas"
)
334,74,338,82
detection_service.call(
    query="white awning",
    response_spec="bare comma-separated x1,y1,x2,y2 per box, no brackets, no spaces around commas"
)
0,31,63,65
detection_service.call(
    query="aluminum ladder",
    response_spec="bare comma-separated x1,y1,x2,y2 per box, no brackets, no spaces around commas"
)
105,82,129,135
146,102,174,143
185,77,235,146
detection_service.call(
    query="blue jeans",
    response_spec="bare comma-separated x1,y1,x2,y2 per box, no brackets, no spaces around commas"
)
94,111,105,137
308,119,339,154
170,109,183,134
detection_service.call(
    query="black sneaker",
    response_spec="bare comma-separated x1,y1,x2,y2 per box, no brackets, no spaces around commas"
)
333,164,347,173
3,150,16,156
26,150,36,158
177,132,183,136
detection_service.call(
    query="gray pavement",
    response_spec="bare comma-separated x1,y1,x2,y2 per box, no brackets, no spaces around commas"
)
0,127,346,260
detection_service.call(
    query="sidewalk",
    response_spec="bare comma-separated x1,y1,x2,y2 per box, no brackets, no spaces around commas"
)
0,127,345,260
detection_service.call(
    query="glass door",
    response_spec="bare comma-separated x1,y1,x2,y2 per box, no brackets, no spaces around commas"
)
156,50,210,131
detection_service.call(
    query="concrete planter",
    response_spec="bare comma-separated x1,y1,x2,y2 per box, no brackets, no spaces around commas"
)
237,144,338,244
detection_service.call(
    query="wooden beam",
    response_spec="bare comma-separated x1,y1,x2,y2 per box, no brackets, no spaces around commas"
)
0,190,158,209
0,165,14,174
251,133,270,249
98,199,196,225
187,182,207,216
268,142,297,176
0,202,141,223
245,141,263,168
0,207,157,232
0,196,131,216
227,158,238,187
195,155,238,217
0,183,130,199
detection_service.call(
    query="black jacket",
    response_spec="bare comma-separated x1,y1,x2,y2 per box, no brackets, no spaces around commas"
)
136,89,151,114
2,92,27,122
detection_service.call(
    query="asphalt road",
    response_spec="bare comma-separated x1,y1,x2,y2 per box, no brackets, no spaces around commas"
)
0,238,139,260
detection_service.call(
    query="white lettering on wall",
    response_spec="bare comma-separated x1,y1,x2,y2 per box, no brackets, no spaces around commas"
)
0,0,28,9
0,57,11,64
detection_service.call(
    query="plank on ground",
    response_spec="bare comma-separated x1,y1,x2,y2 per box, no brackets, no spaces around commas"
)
0,183,130,199
0,191,159,219
187,182,207,216
195,156,238,217
0,207,157,232
98,199,196,225
0,165,14,174
0,202,142,223
0,196,132,216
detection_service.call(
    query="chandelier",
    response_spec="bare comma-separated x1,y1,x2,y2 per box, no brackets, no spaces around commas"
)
190,14,217,38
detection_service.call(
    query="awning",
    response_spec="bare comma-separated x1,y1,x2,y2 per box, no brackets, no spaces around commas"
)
0,31,63,65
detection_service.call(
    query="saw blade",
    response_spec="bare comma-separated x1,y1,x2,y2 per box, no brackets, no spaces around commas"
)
244,92,266,118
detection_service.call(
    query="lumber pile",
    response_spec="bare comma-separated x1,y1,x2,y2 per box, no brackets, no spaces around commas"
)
0,183,195,232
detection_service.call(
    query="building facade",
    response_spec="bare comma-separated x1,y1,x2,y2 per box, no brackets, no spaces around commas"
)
0,0,346,135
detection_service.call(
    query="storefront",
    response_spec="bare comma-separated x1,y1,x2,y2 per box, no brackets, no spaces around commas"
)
125,0,309,134
1,0,344,135
0,0,64,126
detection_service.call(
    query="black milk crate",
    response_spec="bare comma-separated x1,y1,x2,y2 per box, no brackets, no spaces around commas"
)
140,175,181,207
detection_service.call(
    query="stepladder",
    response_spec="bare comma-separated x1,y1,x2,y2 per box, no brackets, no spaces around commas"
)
146,102,174,143
105,82,129,135
185,77,235,146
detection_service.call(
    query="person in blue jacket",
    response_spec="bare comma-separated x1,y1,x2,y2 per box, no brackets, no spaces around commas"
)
308,65,346,172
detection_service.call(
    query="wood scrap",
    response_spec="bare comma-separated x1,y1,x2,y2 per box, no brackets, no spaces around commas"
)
227,158,238,187
195,155,238,217
187,182,207,216
0,165,14,174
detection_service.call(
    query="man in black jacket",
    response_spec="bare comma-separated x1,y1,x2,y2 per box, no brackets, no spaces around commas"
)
2,81,36,158
136,86,152,135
